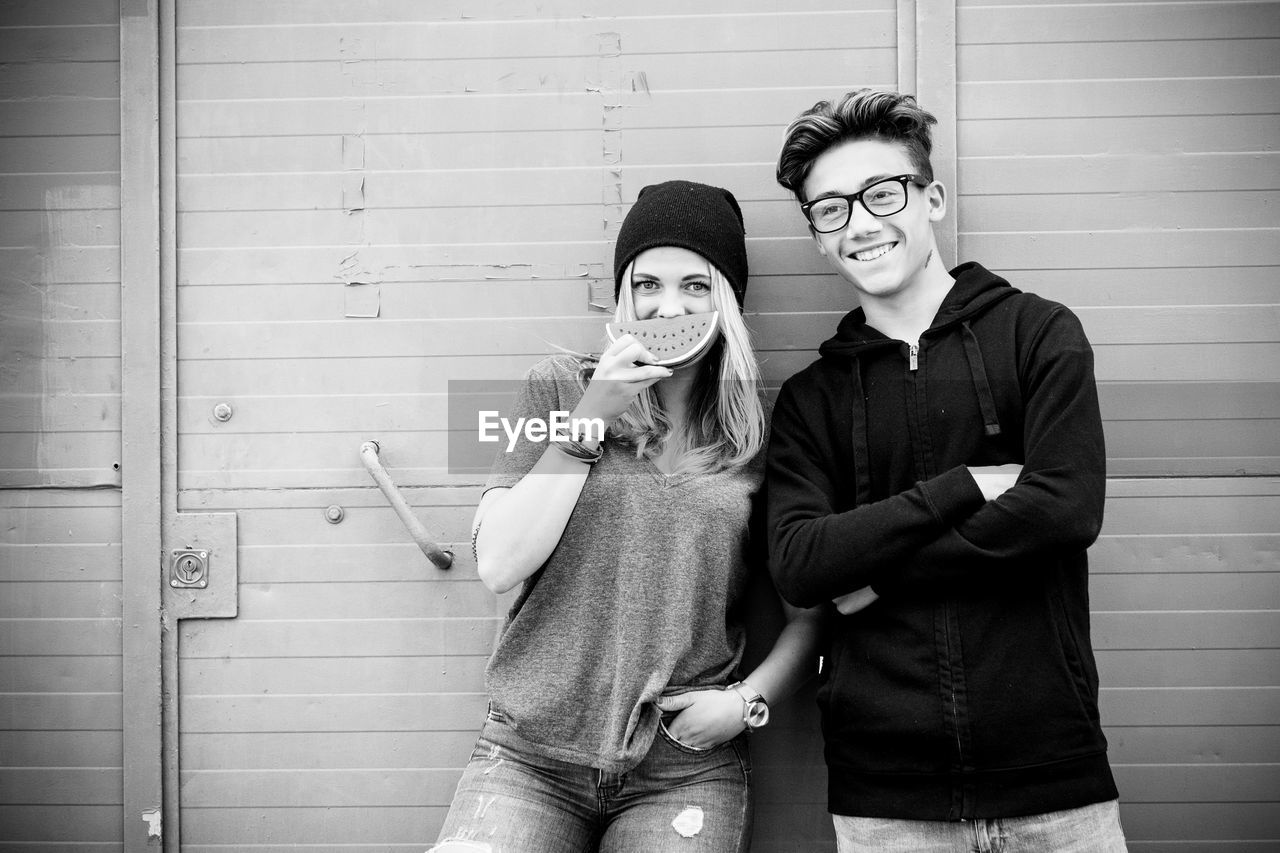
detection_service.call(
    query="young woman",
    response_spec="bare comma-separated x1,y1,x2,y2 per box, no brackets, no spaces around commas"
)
431,181,822,852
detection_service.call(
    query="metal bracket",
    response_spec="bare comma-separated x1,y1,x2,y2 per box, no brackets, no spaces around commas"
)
169,549,208,588
163,512,238,619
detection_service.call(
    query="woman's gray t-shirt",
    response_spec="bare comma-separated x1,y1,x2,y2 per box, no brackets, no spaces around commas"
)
482,355,766,772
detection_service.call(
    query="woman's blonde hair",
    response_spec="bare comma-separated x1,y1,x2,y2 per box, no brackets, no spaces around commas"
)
593,258,765,474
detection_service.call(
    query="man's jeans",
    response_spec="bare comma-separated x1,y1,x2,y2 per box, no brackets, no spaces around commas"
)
834,799,1127,853
432,712,752,852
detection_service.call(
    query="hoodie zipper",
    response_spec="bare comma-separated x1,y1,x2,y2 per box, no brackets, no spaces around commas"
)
942,603,965,817
908,343,919,371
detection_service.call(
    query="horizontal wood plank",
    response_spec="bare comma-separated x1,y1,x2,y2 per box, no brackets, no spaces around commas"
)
960,191,1280,232
0,768,120,806
177,0,878,27
0,25,118,63
959,39,1280,81
1114,763,1280,804
1091,574,1280,614
0,806,121,843
178,11,894,64
0,544,122,582
1119,802,1280,839
963,229,1280,271
1092,534,1279,575
179,617,499,659
1102,687,1279,725
1094,613,1280,650
0,136,120,174
233,581,502,620
960,153,1280,195
180,730,481,771
178,656,490,698
180,806,442,844
0,693,122,730
177,49,894,99
959,2,1280,44
0,730,121,767
1098,649,1280,689
1106,725,1280,764
0,506,121,545
959,77,1280,121
178,693,489,733
0,583,123,619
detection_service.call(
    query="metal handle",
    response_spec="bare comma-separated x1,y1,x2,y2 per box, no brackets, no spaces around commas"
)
359,441,454,570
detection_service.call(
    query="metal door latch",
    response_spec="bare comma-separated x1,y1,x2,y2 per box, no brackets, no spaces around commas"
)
170,549,208,588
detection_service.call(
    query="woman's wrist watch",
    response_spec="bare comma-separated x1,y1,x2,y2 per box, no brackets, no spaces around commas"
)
728,681,770,731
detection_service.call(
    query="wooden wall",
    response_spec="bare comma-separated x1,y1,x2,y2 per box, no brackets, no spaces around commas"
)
955,0,1280,848
0,0,125,847
0,0,1275,850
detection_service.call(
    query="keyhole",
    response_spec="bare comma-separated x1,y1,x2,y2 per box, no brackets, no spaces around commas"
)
178,556,201,582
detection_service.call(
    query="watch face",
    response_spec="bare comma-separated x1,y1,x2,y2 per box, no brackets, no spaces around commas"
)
745,700,770,729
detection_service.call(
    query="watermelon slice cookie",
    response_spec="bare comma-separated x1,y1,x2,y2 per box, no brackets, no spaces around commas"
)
605,311,720,369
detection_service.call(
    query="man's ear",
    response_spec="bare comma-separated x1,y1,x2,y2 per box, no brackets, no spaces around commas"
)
927,181,947,223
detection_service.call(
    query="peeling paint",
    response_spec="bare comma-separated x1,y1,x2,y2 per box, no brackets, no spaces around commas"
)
596,32,621,58
337,250,382,288
672,805,704,838
341,134,365,171
342,174,365,213
142,808,162,840
343,282,380,318
404,263,602,282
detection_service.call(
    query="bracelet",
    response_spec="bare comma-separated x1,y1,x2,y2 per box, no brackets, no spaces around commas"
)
555,438,604,464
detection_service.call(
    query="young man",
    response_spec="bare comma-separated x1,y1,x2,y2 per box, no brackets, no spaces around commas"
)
766,89,1127,851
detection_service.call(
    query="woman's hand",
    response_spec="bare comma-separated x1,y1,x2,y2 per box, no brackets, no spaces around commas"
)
572,334,672,424
655,689,744,749
834,586,879,615
967,463,1024,501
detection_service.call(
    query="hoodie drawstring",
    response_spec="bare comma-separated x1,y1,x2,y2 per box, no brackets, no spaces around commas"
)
960,322,1003,437
848,359,875,506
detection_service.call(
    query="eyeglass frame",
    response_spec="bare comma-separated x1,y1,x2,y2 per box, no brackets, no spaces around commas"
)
800,174,931,233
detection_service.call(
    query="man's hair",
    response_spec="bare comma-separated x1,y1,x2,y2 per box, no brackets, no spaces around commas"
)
776,89,938,202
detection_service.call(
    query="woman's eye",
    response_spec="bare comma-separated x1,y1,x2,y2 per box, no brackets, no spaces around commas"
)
685,281,711,294
632,280,661,291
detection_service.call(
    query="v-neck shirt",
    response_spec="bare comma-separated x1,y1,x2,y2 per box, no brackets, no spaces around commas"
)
482,355,766,772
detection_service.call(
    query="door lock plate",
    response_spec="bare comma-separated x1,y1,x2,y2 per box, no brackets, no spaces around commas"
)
170,549,208,588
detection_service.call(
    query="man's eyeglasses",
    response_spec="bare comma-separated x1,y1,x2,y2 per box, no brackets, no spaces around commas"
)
800,174,929,233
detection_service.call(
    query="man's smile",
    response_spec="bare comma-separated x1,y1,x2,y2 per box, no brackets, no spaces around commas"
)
851,242,897,262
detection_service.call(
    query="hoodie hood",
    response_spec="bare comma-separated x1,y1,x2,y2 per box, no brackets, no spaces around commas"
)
818,262,1021,359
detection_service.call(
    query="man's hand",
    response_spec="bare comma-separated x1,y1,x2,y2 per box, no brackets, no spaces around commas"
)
834,586,879,615
967,463,1023,501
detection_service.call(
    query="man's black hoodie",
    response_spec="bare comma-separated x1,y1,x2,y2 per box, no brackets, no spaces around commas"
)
766,262,1118,820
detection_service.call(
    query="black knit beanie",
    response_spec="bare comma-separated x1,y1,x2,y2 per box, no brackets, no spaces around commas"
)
612,180,749,306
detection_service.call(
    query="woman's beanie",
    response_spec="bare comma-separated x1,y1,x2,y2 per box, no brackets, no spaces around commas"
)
612,180,749,306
